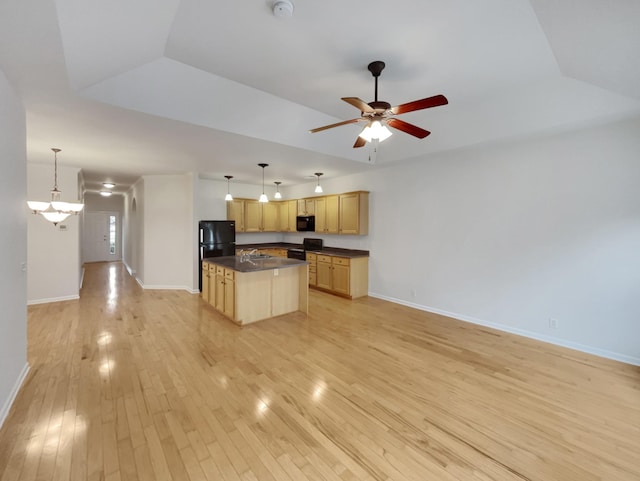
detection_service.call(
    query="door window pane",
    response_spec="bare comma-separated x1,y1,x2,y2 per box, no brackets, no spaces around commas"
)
109,215,116,255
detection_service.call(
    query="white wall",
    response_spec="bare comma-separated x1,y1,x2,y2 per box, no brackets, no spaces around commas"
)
27,163,81,304
141,174,194,290
0,70,28,427
292,116,640,364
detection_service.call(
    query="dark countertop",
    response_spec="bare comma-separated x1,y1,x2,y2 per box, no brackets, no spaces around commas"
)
236,242,369,259
204,255,307,273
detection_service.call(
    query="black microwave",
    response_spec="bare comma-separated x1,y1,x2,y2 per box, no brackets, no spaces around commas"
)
296,215,315,232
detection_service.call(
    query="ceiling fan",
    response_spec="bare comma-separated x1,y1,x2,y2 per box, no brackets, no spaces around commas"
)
310,61,448,148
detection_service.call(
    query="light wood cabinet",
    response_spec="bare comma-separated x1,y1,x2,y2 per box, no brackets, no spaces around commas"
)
226,199,245,232
312,254,368,299
307,253,317,287
315,195,339,234
201,264,211,302
223,269,235,319
339,192,369,235
227,192,368,235
213,265,235,319
262,202,279,232
244,200,262,232
278,200,297,232
297,198,315,216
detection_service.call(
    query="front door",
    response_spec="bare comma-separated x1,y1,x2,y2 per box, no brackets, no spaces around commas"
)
84,212,119,263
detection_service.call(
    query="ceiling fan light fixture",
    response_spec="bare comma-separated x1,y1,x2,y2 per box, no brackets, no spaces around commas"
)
359,119,392,143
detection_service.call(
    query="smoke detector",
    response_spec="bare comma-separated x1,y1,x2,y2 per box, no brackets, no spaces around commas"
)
273,1,293,18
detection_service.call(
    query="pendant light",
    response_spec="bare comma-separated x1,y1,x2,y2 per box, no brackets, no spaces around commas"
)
224,175,234,201
258,163,269,203
314,173,323,193
274,181,282,199
27,148,84,225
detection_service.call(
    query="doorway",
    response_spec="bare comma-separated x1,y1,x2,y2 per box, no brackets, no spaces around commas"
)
83,211,120,263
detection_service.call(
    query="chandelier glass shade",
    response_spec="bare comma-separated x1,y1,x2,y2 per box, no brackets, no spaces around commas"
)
27,148,84,225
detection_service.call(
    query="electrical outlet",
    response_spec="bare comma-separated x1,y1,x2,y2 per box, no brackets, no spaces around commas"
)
274,269,279,277
549,317,558,329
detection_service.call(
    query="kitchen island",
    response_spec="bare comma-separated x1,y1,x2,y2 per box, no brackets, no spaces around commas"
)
202,256,308,326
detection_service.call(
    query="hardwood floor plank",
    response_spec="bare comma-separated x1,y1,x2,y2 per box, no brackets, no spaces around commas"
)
0,261,638,481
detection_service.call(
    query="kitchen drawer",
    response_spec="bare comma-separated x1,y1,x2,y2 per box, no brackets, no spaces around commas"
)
216,266,225,276
309,272,317,286
306,253,317,262
333,257,350,266
309,265,316,273
224,269,235,280
317,254,332,263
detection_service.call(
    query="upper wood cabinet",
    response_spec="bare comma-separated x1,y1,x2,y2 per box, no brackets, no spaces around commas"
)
297,199,315,216
315,195,339,234
226,199,245,232
339,192,369,235
244,200,263,232
262,202,279,232
277,200,297,232
227,192,368,235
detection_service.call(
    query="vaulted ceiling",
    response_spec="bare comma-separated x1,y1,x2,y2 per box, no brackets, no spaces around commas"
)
1,0,639,194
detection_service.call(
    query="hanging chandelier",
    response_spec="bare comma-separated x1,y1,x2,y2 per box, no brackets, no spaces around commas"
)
27,148,84,225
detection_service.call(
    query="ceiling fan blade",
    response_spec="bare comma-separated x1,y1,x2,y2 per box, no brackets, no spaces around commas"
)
342,97,375,113
309,118,362,133
386,118,431,139
353,136,366,148
390,94,448,115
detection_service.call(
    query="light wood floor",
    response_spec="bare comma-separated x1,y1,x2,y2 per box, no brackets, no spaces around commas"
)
1,262,639,481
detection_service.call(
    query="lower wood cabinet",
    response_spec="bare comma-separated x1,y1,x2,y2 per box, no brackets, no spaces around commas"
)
307,253,317,287
201,264,211,303
214,265,235,320
313,254,368,299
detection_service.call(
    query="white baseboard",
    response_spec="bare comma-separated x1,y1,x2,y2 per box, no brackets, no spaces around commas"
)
80,266,85,289
368,292,640,367
141,284,198,294
123,261,135,276
0,363,30,429
27,294,80,306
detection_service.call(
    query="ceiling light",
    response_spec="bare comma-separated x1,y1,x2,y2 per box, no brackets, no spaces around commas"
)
224,175,234,201
102,182,115,189
258,163,269,203
314,173,323,193
274,181,282,199
359,118,392,143
27,148,84,226
273,0,293,18
99,191,112,197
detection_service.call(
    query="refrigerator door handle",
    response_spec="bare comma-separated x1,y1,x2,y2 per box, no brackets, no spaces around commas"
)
200,246,203,259
199,228,203,243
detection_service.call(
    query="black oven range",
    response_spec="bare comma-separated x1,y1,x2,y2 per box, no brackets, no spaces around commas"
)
287,238,323,260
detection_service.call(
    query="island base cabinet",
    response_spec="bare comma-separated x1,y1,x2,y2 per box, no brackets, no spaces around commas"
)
234,265,308,325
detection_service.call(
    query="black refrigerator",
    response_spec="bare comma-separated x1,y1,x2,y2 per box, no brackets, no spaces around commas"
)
198,220,236,291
